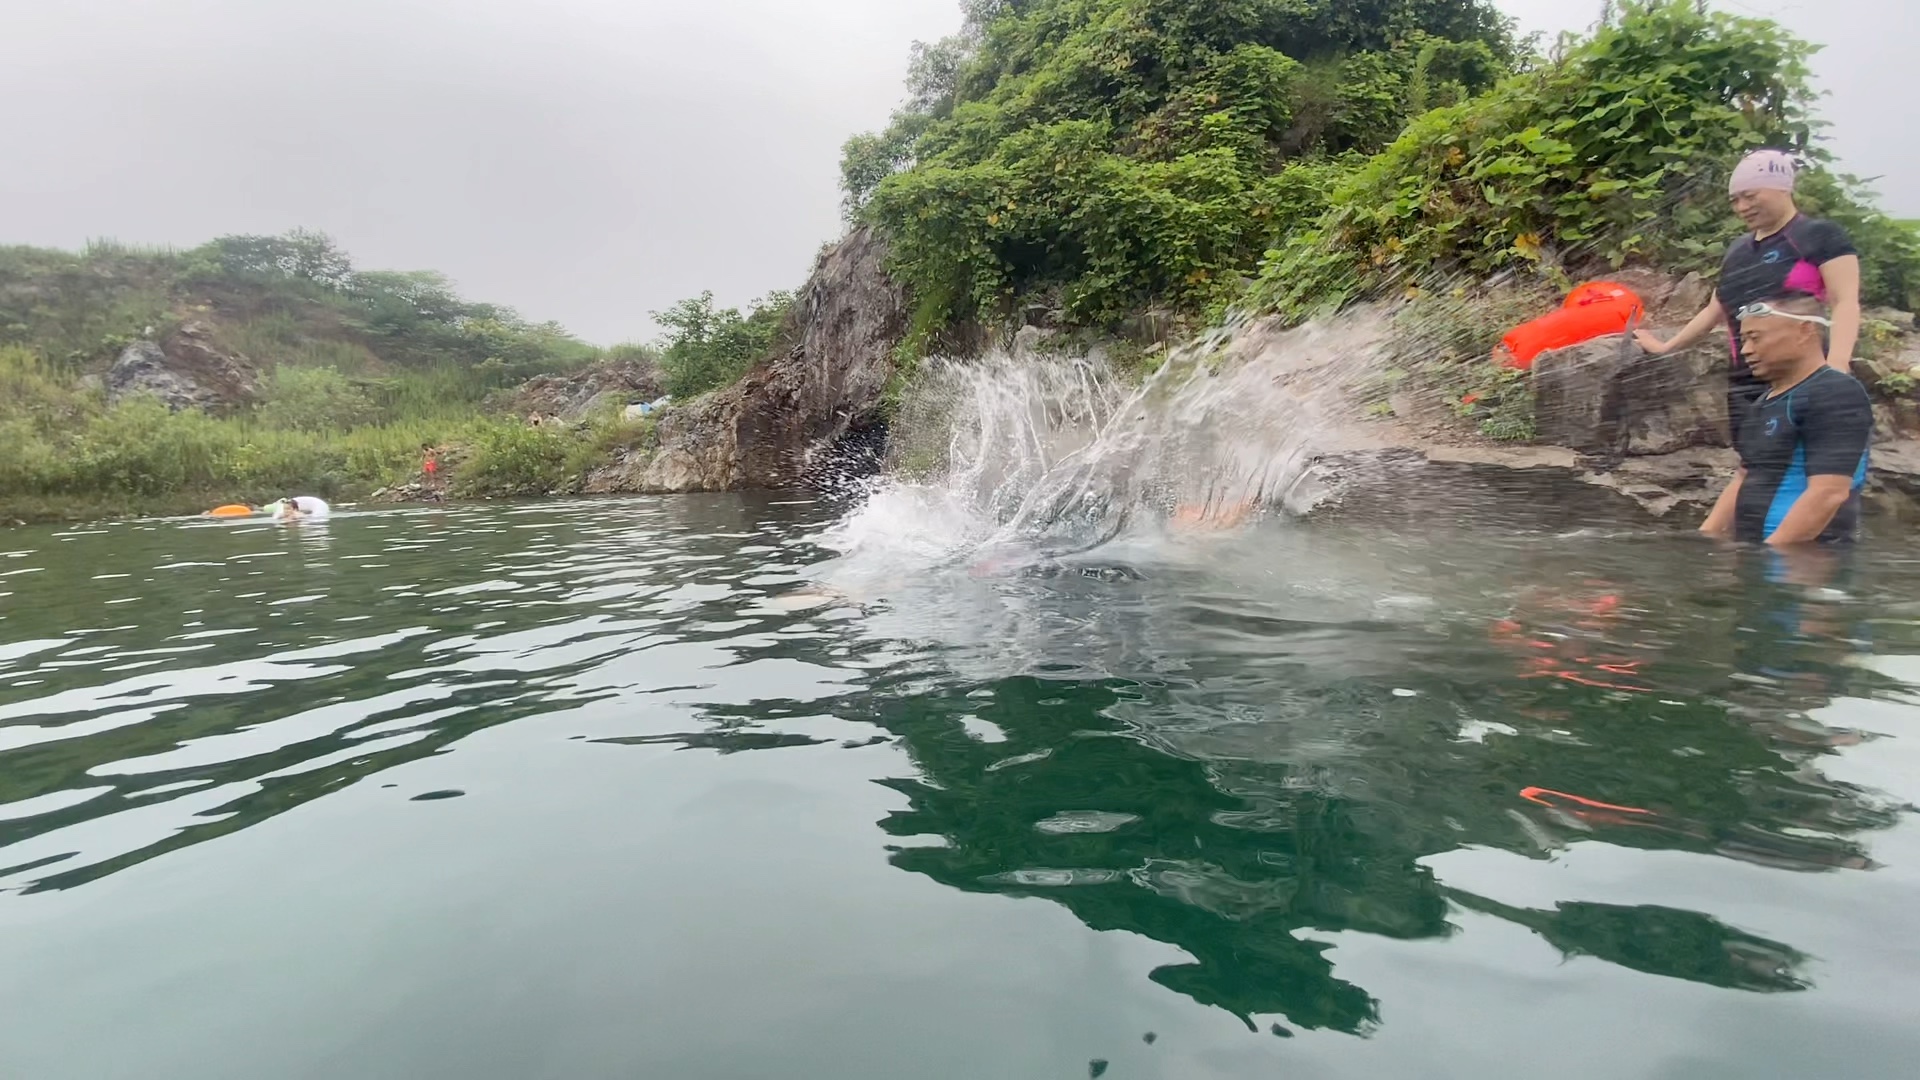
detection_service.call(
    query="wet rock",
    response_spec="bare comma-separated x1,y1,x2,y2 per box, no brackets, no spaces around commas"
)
1865,306,1916,336
1664,271,1713,322
369,481,447,504
1870,440,1920,504
1119,307,1177,347
586,226,908,493
105,320,259,413
1011,324,1060,359
1532,334,1727,459
1020,303,1059,329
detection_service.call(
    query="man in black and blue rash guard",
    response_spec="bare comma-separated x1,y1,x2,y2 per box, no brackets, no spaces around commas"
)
1700,295,1871,546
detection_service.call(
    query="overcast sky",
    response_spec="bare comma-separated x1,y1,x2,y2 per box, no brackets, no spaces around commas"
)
0,0,1905,344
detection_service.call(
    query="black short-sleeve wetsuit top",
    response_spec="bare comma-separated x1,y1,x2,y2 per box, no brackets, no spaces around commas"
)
1734,366,1872,544
1717,216,1857,414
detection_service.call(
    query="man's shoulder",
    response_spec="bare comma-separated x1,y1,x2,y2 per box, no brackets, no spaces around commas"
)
1806,366,1869,396
1797,367,1872,415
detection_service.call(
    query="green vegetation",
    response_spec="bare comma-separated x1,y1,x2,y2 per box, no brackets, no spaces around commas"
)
650,290,795,398
851,0,1917,349
0,231,749,521
847,0,1516,341
1254,1,1918,317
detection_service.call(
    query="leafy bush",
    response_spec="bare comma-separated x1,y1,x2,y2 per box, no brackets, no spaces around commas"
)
851,0,1517,338
651,290,794,398
1797,173,1920,312
451,422,574,498
1250,1,1918,317
255,365,377,432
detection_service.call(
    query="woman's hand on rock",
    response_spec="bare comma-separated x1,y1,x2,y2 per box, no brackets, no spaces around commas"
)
1632,329,1669,355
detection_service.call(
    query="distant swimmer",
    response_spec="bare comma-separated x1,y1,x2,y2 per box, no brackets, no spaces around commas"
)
271,496,331,522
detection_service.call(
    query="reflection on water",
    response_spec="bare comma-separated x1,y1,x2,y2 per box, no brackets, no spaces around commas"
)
1,496,1917,1075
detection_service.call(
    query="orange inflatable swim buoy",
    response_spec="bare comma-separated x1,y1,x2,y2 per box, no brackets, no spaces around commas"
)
207,504,254,518
1496,281,1645,370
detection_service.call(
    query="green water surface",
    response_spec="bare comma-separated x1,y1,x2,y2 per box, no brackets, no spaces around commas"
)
0,496,1916,1079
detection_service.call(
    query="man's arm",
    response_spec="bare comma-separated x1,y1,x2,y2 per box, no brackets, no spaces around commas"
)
1634,296,1726,356
1765,475,1856,545
1766,375,1872,546
1820,254,1863,372
1700,468,1744,538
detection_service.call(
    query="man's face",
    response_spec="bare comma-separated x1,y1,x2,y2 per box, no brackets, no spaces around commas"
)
1739,314,1815,379
1729,187,1794,230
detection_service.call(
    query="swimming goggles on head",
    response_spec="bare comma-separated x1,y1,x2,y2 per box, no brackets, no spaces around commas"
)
1734,301,1831,327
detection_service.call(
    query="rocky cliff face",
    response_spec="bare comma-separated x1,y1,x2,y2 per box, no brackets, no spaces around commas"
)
585,226,907,493
105,321,259,413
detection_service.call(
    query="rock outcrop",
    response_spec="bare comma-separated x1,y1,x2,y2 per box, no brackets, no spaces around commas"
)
1330,313,1920,523
105,321,259,413
586,226,907,493
1532,336,1728,460
1202,292,1920,528
504,358,665,423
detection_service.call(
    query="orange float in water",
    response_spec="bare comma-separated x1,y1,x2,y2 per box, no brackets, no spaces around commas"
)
207,504,254,518
1495,281,1645,370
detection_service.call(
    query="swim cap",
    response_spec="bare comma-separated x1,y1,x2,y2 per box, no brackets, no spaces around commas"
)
1729,150,1797,194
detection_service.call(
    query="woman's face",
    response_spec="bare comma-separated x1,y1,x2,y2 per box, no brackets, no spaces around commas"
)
1729,187,1795,231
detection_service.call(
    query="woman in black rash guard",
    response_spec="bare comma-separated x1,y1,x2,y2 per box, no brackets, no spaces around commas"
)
1635,149,1863,437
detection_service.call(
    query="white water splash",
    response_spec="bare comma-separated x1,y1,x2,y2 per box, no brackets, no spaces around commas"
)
818,311,1392,576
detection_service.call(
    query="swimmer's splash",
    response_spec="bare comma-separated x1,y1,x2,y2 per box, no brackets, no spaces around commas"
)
822,311,1388,572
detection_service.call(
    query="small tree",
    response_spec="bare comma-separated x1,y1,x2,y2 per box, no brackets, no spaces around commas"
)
650,291,793,399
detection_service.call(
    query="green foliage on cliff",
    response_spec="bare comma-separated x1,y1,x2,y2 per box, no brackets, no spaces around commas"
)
651,290,795,398
855,1,1916,342
1250,0,1919,315
846,0,1516,337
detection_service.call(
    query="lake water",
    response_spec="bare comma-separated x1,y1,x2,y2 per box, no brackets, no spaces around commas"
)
1,494,1917,1080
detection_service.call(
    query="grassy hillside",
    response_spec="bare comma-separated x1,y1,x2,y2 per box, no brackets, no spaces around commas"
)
0,232,785,521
